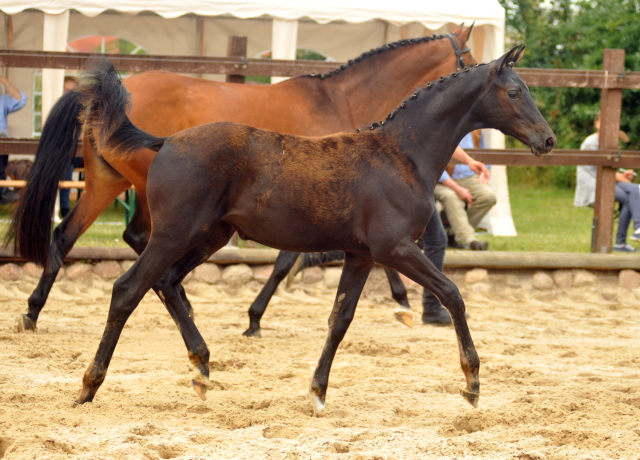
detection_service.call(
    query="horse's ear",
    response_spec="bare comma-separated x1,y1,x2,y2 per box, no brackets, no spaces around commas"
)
452,23,465,36
498,46,520,72
460,22,475,43
512,46,526,64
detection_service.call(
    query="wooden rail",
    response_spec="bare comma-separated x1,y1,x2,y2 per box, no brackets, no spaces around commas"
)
0,179,84,189
0,50,639,88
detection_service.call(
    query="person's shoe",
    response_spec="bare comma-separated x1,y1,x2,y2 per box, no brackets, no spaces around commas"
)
630,229,640,243
422,304,453,325
469,240,489,251
0,189,19,205
447,234,466,249
613,243,638,253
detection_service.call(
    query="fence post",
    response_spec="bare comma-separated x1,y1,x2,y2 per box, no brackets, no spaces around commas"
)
226,36,247,84
593,49,625,253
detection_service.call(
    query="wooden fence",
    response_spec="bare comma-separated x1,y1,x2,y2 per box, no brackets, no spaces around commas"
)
1,40,639,253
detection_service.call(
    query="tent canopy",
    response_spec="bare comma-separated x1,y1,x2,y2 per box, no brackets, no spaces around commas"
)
1,0,504,30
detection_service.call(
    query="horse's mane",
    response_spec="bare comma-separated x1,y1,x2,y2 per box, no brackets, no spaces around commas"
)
356,63,490,132
303,34,453,80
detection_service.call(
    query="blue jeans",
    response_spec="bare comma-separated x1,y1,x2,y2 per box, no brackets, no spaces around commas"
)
615,182,640,244
421,203,448,315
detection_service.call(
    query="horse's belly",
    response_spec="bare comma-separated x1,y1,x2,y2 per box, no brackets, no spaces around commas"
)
224,206,360,254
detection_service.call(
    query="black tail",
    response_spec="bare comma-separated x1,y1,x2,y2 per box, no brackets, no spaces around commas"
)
78,58,165,156
5,90,83,268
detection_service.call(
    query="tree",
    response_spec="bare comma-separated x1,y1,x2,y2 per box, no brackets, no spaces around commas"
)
499,0,640,149
498,0,640,187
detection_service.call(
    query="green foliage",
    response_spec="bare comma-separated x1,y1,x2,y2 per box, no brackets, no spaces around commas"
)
498,0,640,150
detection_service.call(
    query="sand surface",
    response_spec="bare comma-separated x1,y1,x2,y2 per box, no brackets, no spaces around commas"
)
1,269,639,459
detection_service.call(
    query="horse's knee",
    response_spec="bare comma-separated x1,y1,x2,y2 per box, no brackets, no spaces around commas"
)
440,282,464,311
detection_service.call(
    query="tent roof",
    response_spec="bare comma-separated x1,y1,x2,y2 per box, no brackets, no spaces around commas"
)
1,0,504,30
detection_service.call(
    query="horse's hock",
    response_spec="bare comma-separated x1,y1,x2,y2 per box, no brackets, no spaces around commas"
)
2,260,640,304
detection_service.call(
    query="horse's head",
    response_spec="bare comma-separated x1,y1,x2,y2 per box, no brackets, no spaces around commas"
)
412,23,477,90
482,46,556,156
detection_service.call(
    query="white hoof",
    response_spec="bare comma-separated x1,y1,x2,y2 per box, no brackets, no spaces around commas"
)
309,392,326,415
394,307,413,328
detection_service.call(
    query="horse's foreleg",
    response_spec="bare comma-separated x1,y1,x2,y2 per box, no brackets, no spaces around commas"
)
373,240,480,408
243,250,300,338
21,181,129,331
382,267,413,327
309,253,373,415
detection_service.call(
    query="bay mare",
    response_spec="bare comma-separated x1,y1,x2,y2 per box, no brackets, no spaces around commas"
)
74,48,555,412
8,25,477,334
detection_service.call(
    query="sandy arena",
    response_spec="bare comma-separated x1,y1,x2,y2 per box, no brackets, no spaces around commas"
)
1,267,639,459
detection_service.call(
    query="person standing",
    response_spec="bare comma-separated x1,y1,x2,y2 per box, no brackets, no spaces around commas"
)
574,112,640,252
0,73,28,204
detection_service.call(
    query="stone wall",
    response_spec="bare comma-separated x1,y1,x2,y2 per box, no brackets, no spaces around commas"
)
2,262,640,302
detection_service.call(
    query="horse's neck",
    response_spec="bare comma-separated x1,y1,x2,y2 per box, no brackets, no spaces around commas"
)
306,41,454,128
381,70,487,187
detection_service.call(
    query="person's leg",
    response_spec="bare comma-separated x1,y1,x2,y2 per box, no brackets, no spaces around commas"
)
613,183,631,246
421,203,451,325
455,175,497,231
59,164,74,218
616,182,640,233
0,154,17,204
435,183,475,246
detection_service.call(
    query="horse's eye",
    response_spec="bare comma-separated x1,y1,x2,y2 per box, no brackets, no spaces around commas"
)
507,90,519,99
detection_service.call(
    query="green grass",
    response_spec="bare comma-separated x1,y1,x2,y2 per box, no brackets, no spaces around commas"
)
0,199,130,248
0,187,628,253
483,185,597,253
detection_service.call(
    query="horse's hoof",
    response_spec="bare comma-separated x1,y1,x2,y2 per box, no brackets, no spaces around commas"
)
16,314,36,332
192,379,208,401
393,307,413,328
309,391,326,415
460,389,480,408
242,328,262,338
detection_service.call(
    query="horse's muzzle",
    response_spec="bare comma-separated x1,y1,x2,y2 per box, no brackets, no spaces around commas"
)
531,135,556,157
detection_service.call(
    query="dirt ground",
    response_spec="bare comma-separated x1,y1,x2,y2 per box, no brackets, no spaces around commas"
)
1,268,639,460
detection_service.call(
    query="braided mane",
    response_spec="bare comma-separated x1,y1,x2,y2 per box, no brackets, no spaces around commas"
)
355,63,488,132
304,34,452,80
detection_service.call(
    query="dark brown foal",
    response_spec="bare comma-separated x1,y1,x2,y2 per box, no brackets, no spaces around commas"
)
8,25,477,333
75,47,555,413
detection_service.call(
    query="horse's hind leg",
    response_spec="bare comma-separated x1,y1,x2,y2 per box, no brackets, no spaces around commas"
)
383,267,413,327
122,193,195,320
21,175,130,331
310,252,374,414
373,239,480,408
76,220,224,404
153,223,235,399
243,250,299,338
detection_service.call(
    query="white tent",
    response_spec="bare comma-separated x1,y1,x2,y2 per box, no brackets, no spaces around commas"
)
0,0,515,235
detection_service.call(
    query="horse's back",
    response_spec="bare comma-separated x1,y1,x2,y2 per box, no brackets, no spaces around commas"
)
123,71,321,137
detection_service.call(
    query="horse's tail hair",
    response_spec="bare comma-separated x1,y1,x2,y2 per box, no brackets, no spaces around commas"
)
78,58,166,156
4,90,84,269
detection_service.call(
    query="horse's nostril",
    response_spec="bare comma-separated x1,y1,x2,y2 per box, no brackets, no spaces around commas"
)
545,137,555,149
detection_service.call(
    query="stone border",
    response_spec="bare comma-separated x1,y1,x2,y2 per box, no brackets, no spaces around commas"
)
2,262,640,294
